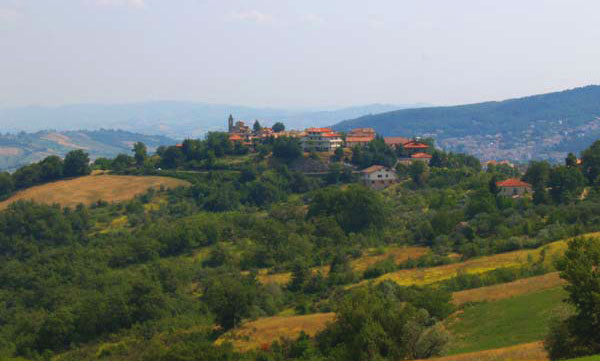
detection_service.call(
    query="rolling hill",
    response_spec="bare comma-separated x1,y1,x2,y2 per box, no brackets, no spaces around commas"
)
333,85,600,162
0,174,190,210
0,129,175,171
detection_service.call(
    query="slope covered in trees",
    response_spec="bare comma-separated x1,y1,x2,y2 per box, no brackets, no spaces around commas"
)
334,85,600,162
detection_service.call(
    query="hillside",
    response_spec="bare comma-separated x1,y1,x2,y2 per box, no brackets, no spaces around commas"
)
0,129,174,171
0,102,425,140
2,132,600,361
334,85,600,162
0,174,190,210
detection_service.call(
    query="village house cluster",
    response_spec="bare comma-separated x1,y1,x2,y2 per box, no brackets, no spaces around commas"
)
226,115,434,189
225,115,534,195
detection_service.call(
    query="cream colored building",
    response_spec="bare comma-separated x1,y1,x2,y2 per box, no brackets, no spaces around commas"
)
361,165,397,189
301,128,343,153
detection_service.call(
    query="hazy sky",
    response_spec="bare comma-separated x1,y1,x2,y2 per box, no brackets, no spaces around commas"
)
1,0,600,108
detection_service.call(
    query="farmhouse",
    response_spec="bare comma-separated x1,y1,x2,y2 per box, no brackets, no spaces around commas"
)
496,178,532,197
397,152,433,165
361,165,397,189
301,128,343,153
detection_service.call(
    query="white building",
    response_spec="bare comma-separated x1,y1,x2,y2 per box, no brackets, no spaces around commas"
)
361,165,397,189
301,128,343,153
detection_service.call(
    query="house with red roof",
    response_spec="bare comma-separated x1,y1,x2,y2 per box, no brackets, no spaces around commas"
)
496,178,533,197
361,165,397,189
383,137,411,148
397,152,433,166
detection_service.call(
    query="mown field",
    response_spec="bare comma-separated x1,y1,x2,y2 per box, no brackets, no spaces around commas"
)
411,342,547,361
0,174,190,210
216,313,336,351
446,287,569,354
452,272,565,305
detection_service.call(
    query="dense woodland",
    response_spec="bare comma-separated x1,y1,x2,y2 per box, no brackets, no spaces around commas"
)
1,131,600,361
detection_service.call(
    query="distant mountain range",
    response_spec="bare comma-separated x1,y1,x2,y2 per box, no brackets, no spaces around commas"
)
0,102,426,140
0,130,174,171
334,85,600,163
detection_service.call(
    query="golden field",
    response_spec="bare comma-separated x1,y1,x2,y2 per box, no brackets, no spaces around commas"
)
216,313,336,351
0,175,190,210
411,341,547,361
452,272,565,305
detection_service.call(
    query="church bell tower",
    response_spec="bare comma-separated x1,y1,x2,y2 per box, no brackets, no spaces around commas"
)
228,114,234,133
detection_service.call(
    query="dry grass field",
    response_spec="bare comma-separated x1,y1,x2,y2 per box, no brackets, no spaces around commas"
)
257,246,429,284
216,313,336,351
0,175,190,210
411,341,547,361
452,272,565,305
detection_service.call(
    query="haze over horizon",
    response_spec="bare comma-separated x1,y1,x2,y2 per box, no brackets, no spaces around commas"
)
1,0,600,109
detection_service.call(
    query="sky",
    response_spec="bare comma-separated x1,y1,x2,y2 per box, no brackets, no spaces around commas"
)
1,0,600,108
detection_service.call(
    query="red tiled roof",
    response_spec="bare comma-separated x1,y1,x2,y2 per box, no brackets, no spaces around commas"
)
411,152,432,159
496,178,532,188
322,132,341,138
229,135,243,141
361,165,386,174
306,127,333,133
346,136,374,143
403,141,430,149
384,137,410,146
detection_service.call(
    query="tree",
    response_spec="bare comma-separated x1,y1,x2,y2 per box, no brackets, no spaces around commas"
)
581,140,600,185
316,287,448,361
272,122,285,133
272,136,302,162
111,154,135,172
409,160,428,187
523,160,551,190
253,120,262,132
307,185,387,233
133,142,147,167
545,237,600,359
13,163,41,189
0,172,14,198
332,146,345,162
566,152,578,168
64,150,91,177
548,166,585,203
39,156,64,182
488,175,500,195
202,274,259,330
160,146,185,169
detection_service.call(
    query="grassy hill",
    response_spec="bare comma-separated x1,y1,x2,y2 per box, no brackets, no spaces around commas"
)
0,174,189,210
0,129,174,171
333,85,600,162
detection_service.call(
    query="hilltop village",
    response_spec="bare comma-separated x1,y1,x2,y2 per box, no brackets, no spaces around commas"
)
225,115,531,194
